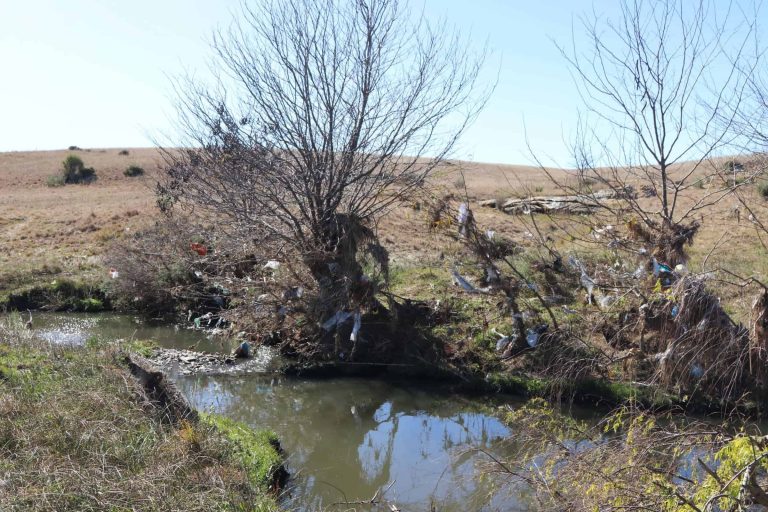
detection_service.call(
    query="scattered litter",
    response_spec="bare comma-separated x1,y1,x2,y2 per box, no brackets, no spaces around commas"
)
484,266,500,285
674,264,687,275
690,363,704,379
491,328,512,352
282,286,304,300
485,230,496,240
525,324,548,348
451,269,487,294
194,312,214,328
263,260,281,271
322,310,354,331
599,295,616,308
653,345,673,363
194,270,203,278
234,341,250,358
496,336,511,352
108,268,119,279
652,258,673,277
350,311,362,342
190,243,208,256
457,203,469,236
632,265,645,279
580,270,595,304
671,305,679,318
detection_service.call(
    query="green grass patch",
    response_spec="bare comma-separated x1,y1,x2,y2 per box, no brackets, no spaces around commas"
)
1,278,110,312
484,372,680,410
202,413,284,492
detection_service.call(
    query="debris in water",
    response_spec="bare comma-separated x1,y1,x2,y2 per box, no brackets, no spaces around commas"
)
234,341,250,358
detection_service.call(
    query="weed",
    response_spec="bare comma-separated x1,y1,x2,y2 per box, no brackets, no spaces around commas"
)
124,165,144,177
46,174,65,187
758,181,768,200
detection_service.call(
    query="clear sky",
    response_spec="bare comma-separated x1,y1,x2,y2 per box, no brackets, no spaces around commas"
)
0,1,757,165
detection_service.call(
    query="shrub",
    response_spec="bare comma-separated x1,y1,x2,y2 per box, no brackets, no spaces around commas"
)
123,165,144,177
723,159,744,173
758,181,768,200
118,149,129,156
67,145,81,151
61,155,96,184
46,175,65,187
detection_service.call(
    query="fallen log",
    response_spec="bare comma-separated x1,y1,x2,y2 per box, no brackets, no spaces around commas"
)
123,352,199,424
480,187,635,215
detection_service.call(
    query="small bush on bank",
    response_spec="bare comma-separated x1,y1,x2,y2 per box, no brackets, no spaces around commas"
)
124,165,144,177
67,145,81,151
46,174,65,187
118,149,129,155
758,181,768,200
60,154,97,184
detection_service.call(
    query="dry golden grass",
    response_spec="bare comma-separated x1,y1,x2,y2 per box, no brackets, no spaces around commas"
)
1,148,766,319
0,148,159,286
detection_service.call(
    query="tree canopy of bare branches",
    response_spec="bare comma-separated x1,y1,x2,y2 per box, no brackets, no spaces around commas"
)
156,0,488,337
547,0,756,264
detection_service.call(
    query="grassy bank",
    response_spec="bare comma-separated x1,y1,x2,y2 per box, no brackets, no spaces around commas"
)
0,276,110,312
0,316,283,511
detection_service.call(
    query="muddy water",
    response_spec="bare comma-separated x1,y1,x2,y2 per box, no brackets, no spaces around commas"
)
177,374,528,511
20,313,547,510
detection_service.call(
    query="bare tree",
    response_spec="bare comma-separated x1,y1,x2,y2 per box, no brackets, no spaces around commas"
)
542,0,756,265
156,0,487,352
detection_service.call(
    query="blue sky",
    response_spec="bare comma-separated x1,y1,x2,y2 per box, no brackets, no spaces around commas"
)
0,1,757,165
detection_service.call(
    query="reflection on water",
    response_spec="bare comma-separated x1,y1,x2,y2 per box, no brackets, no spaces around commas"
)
15,312,538,510
177,374,528,511
21,312,228,352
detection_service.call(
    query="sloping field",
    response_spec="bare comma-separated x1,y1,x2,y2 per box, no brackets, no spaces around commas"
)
1,148,766,319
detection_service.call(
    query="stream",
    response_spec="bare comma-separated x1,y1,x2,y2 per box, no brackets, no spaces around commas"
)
18,312,593,511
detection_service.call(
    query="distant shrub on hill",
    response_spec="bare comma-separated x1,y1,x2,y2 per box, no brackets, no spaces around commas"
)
53,155,97,185
124,165,144,177
118,149,129,156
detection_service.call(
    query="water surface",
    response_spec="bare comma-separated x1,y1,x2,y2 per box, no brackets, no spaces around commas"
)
16,312,549,510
